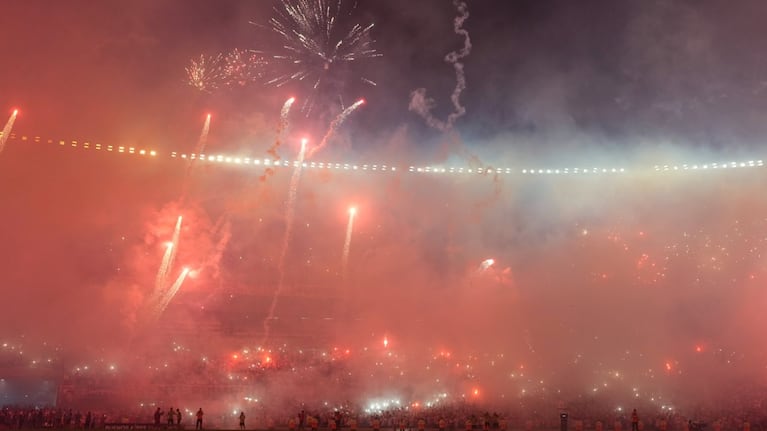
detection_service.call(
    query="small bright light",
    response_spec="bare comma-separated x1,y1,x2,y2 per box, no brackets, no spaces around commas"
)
480,259,495,271
349,207,357,216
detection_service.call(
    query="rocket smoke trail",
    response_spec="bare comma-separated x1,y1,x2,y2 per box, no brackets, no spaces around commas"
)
341,207,357,279
261,139,307,346
308,99,365,158
158,267,191,315
202,215,232,281
408,0,471,131
0,110,19,155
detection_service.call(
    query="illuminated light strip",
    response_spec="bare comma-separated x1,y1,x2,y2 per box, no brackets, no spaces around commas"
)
5,134,765,176
653,160,765,172
9,134,155,157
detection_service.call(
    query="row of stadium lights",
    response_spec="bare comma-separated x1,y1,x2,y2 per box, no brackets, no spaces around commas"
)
8,134,158,156
5,133,766,176
172,152,628,175
654,161,764,171
172,151,397,172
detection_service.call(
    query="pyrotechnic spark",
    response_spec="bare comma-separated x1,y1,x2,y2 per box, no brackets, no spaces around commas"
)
256,0,381,114
341,206,357,278
158,267,191,315
308,99,364,158
0,109,19,155
261,138,308,346
409,0,471,131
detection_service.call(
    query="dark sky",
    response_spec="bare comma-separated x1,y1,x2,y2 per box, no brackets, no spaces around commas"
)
3,0,767,149
1,0,767,413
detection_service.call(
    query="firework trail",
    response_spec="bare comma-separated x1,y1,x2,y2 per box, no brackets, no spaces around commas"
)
308,99,364,158
157,267,191,315
152,242,174,301
256,0,381,114
261,139,307,346
0,109,19,155
267,97,296,160
409,0,472,131
157,216,183,295
180,114,212,202
194,114,212,156
341,207,357,278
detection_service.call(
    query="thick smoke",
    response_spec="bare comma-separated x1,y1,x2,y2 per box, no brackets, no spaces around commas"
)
2,0,767,425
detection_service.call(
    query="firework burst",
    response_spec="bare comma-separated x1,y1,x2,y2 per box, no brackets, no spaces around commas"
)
186,54,225,93
186,50,265,92
255,0,381,114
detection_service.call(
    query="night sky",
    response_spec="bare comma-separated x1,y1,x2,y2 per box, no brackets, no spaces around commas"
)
1,0,767,413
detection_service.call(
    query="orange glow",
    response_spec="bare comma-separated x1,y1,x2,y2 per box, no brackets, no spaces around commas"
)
665,361,672,371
